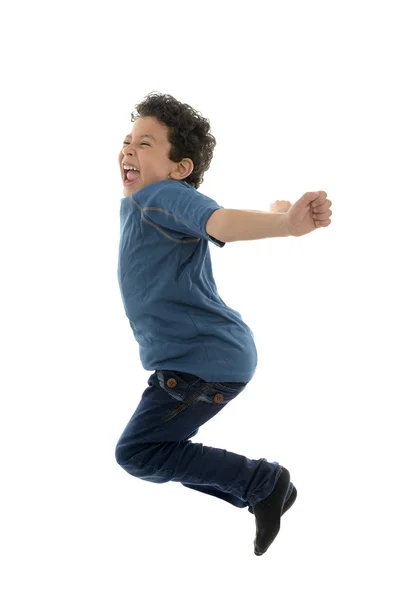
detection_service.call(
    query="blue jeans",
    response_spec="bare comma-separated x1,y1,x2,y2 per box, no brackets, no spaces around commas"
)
115,370,284,513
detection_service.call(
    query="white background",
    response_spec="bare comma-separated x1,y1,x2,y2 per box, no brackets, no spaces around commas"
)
1,0,399,598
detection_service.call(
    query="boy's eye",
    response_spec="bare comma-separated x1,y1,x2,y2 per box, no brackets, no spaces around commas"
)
123,142,150,146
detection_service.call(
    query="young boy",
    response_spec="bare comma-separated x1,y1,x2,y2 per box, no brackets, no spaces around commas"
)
115,92,333,557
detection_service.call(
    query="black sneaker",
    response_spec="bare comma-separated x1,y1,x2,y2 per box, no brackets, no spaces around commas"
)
248,481,297,517
282,484,297,515
253,466,291,556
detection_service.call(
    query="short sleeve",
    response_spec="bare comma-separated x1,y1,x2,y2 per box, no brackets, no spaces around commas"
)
133,180,226,247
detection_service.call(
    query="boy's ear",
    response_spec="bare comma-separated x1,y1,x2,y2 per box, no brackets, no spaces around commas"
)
171,158,194,180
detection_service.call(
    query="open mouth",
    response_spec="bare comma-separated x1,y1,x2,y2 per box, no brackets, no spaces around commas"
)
123,168,140,186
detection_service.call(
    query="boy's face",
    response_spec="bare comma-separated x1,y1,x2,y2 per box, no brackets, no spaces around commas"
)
119,116,193,195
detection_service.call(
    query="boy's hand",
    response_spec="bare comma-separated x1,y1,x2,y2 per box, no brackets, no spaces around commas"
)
270,200,292,213
286,191,332,237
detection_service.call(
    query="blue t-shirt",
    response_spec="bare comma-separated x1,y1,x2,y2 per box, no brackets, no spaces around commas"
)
117,179,258,382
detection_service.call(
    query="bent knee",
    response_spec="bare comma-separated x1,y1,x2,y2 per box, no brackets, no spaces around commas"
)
115,440,147,477
115,441,133,467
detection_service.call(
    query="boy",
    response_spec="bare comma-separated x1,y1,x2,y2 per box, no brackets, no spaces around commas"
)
115,92,333,556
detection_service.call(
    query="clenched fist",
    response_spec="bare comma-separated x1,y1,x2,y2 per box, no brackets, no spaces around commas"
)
286,191,332,237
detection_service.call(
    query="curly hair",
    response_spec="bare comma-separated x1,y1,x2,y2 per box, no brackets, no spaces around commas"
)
131,92,216,189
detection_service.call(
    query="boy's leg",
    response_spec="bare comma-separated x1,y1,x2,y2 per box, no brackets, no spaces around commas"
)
115,370,295,551
116,370,282,510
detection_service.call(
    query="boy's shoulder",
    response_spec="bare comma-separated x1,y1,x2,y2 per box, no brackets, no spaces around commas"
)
134,179,193,198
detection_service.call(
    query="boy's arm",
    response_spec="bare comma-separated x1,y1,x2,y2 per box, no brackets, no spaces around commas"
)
206,208,290,242
206,191,331,242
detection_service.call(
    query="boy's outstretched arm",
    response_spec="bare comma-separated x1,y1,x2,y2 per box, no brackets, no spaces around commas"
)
206,191,332,242
206,208,290,242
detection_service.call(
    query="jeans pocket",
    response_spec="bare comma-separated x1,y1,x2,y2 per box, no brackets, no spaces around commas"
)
158,371,248,423
156,370,201,403
156,370,213,422
200,381,248,405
